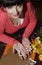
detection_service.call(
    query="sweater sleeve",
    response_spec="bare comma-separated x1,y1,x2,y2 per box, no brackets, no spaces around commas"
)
22,2,37,38
0,19,18,46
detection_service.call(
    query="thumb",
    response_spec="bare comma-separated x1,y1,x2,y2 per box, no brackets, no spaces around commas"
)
12,46,16,53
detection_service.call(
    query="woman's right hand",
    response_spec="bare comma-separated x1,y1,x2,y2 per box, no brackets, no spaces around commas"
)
13,42,27,60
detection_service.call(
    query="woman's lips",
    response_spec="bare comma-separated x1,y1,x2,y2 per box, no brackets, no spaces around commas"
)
13,14,18,17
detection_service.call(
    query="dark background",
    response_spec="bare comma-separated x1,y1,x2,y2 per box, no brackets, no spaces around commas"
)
30,0,42,20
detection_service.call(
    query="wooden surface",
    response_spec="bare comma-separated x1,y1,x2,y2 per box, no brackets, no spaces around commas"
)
0,49,27,65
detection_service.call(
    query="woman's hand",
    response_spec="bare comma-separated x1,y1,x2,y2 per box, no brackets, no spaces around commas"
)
22,38,32,55
13,42,27,60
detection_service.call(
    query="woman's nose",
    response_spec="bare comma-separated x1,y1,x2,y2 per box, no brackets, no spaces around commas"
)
14,8,17,14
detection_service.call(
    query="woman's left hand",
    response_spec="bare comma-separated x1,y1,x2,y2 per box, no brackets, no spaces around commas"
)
22,38,32,55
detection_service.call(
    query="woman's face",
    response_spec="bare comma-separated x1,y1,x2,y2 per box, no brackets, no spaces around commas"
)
5,4,23,19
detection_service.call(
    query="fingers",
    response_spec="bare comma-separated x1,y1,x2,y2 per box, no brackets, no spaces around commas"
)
18,43,27,59
22,38,32,55
13,43,19,53
13,43,27,60
18,51,23,60
21,48,27,59
13,46,15,53
26,46,32,55
13,45,23,60
17,47,27,60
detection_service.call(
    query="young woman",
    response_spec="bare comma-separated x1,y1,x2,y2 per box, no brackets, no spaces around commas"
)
0,0,37,59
